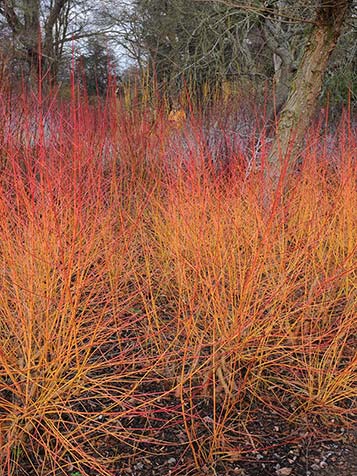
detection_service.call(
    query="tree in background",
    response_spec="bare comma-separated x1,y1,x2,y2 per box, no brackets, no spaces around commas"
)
321,11,357,117
76,37,118,96
100,0,355,116
100,0,264,103
266,0,354,180
112,0,355,188
0,0,112,83
0,0,72,80
0,0,355,125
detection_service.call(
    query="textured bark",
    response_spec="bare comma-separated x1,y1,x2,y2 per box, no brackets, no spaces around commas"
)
43,0,69,79
0,0,70,82
22,0,41,78
267,0,352,183
263,10,297,129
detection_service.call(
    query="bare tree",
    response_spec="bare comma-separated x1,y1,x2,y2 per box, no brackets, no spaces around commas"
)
267,0,353,182
0,0,112,83
261,1,303,125
0,0,68,79
201,0,354,187
98,0,263,102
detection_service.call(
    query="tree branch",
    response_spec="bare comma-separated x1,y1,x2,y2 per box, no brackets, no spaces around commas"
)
195,0,318,25
45,0,68,34
0,0,23,34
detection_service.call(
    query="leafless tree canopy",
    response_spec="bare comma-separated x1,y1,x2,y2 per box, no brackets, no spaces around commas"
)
0,0,355,121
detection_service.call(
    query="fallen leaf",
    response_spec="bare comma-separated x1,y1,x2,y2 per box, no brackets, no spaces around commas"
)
276,468,293,476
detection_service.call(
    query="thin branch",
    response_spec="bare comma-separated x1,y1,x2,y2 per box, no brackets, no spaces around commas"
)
195,0,318,25
0,0,23,34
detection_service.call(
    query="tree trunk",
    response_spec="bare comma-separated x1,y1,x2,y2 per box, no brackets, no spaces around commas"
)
0,0,70,84
43,0,69,82
263,2,297,131
22,0,41,80
267,0,352,185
